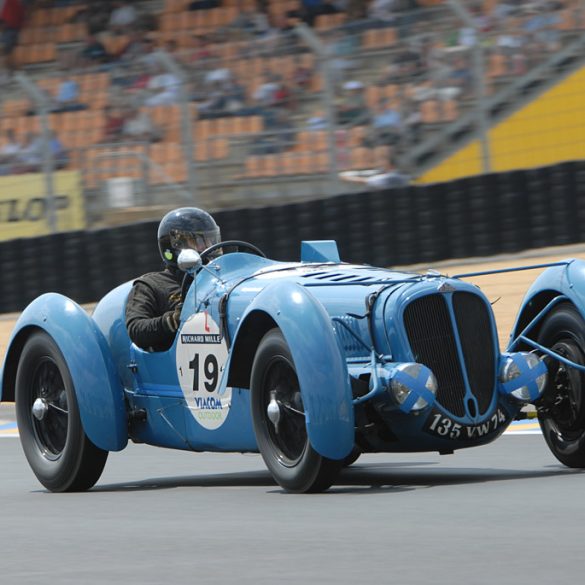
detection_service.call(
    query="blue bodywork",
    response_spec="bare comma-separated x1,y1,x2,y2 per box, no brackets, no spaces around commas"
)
4,242,578,460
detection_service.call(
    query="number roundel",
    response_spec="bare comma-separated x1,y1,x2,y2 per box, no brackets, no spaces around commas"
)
176,312,232,430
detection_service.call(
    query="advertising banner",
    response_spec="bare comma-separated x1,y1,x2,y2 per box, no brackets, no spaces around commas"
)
0,171,86,241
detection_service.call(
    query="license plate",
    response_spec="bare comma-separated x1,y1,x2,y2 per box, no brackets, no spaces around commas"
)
424,408,509,440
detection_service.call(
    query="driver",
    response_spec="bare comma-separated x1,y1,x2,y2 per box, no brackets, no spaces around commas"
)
125,207,221,352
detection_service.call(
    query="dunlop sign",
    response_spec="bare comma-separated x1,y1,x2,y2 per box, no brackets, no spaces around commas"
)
0,171,86,241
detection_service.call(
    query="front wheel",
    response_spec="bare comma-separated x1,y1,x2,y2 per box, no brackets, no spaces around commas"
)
15,331,108,492
250,328,342,493
537,303,585,467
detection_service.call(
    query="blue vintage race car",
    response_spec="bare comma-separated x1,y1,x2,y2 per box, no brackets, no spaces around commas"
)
2,239,585,493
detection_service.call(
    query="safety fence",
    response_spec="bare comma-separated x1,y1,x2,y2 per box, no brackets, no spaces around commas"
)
0,159,584,313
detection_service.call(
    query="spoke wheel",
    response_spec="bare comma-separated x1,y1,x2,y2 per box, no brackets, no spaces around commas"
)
263,359,307,466
251,329,342,493
16,332,108,492
537,304,585,467
29,358,69,460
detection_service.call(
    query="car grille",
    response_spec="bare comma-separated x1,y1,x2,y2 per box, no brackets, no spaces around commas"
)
403,292,496,418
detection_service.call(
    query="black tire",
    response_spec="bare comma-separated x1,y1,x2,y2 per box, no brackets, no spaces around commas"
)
537,303,585,467
15,331,108,492
250,328,342,493
343,447,361,467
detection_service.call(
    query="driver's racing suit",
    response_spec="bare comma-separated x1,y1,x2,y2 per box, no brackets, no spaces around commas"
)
125,268,182,352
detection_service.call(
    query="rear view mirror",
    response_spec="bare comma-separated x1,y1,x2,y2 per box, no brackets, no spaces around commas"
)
177,249,202,274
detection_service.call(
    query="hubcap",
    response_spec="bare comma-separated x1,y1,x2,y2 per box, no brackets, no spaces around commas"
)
263,358,307,466
266,391,281,433
32,398,49,421
30,359,69,460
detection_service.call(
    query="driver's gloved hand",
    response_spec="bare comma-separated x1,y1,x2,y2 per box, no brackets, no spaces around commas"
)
164,304,183,333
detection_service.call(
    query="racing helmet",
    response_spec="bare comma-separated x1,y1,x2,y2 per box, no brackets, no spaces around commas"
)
157,207,221,268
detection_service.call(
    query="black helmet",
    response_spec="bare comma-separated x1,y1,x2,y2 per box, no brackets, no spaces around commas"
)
157,207,221,268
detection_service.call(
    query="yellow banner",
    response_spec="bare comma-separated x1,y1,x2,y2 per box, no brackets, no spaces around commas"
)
0,171,86,241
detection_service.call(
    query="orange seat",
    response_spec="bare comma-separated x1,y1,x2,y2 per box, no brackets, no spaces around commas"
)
349,147,371,170
56,23,87,43
363,28,398,50
315,13,345,30
165,0,190,12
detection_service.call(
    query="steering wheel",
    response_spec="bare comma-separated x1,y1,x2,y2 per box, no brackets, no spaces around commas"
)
199,240,266,264
180,241,265,300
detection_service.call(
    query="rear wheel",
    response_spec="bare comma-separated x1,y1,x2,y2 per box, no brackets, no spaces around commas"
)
250,329,342,492
15,331,108,492
537,304,585,467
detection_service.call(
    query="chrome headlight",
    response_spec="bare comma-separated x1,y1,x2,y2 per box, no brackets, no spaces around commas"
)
499,352,547,402
389,363,437,413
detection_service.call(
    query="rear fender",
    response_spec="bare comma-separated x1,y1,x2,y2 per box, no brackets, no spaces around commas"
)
509,260,585,351
1,293,127,451
230,281,354,460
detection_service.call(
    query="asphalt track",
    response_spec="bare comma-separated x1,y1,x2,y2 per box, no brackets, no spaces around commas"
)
1,420,583,585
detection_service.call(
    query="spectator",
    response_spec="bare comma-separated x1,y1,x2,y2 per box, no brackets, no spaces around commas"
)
109,1,139,35
252,72,280,107
365,98,402,146
196,74,249,118
15,132,43,174
368,0,398,24
337,80,370,125
0,129,22,173
223,75,248,113
188,34,216,64
78,33,111,66
327,29,359,82
272,76,293,110
122,107,161,142
48,130,69,169
346,0,368,21
228,1,276,42
400,99,422,146
448,55,473,97
0,0,26,58
196,80,229,117
52,75,87,113
144,64,181,106
522,4,562,54
341,159,410,189
289,0,342,27
115,30,150,63
137,37,160,69
189,0,220,10
204,66,231,85
71,2,114,35
306,112,328,130
291,55,313,92
253,107,296,154
102,105,126,141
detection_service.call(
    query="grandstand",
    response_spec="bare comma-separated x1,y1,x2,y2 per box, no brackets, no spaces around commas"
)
0,0,584,226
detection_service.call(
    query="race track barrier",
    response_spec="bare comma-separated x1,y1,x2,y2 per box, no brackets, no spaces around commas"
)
0,161,584,313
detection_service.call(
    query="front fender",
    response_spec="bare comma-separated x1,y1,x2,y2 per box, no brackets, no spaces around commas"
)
510,259,585,347
1,293,127,451
238,281,354,460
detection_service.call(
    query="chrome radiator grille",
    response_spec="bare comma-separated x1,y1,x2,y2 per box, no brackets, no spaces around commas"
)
403,292,496,418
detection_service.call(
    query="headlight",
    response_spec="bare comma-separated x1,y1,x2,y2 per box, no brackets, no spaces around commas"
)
389,363,437,412
499,352,547,402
